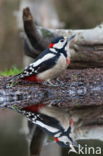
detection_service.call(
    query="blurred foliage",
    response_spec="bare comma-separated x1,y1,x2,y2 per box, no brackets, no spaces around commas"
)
0,66,22,76
55,0,103,28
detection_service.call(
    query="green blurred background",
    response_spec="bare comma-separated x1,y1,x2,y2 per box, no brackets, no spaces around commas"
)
0,0,103,156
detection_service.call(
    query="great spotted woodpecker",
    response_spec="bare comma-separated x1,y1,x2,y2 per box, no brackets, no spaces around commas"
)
12,104,78,150
5,35,76,88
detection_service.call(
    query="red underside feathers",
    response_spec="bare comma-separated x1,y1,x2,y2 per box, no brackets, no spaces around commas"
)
23,75,42,82
66,58,71,65
22,104,45,112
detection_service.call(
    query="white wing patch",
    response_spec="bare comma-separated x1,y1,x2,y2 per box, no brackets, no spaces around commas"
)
34,120,59,133
32,53,55,67
49,48,57,53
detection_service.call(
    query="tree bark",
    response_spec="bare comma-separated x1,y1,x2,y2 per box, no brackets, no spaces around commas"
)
23,7,103,68
1,69,103,108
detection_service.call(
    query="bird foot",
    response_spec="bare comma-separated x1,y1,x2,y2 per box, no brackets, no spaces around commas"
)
56,78,64,86
42,79,64,87
3,81,19,89
43,80,59,87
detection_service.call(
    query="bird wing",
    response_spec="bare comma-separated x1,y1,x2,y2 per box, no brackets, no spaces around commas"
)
20,53,59,78
21,108,64,135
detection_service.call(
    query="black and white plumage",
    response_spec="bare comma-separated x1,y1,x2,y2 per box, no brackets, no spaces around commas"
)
14,105,77,149
5,35,76,88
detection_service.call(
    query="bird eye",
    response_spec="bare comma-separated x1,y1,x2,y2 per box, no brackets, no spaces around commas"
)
60,39,64,42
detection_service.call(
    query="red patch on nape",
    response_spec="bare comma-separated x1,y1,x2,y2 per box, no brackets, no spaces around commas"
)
22,104,45,112
23,75,42,82
54,137,59,142
49,43,55,48
66,58,71,65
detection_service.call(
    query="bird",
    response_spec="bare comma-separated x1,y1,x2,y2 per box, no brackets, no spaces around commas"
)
12,104,78,151
5,35,76,88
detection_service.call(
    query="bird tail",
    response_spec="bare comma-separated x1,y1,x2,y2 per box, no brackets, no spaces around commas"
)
4,73,23,89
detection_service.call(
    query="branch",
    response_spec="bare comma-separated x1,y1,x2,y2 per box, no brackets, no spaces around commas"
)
23,7,103,68
1,69,103,108
23,7,55,58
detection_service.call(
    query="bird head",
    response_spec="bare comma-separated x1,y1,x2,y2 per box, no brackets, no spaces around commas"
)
49,35,76,50
53,124,78,149
54,135,78,148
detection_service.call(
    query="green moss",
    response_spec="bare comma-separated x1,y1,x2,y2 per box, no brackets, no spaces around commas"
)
0,66,22,76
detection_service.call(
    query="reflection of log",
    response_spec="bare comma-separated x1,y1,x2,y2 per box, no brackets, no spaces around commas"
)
23,7,103,68
30,126,46,156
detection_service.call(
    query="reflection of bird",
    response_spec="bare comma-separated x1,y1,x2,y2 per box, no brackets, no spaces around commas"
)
5,35,75,88
14,104,77,149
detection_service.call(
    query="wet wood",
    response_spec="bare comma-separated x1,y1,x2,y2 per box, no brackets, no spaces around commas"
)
23,7,103,68
0,68,103,108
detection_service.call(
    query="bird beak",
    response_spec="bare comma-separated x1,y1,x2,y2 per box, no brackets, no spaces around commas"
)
67,34,76,42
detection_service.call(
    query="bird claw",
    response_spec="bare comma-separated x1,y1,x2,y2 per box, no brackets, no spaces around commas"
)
56,78,64,86
43,80,59,87
42,79,64,87
3,81,18,89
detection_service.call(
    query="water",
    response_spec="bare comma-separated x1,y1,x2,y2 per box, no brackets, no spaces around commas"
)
0,109,28,156
0,81,103,155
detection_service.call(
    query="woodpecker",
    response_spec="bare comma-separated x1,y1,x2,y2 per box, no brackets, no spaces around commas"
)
12,104,78,151
5,35,75,88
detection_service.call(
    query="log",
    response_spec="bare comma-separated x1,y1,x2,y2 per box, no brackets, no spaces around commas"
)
23,8,103,68
1,69,103,108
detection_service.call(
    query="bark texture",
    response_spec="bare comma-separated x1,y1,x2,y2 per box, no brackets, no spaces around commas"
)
1,69,103,108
